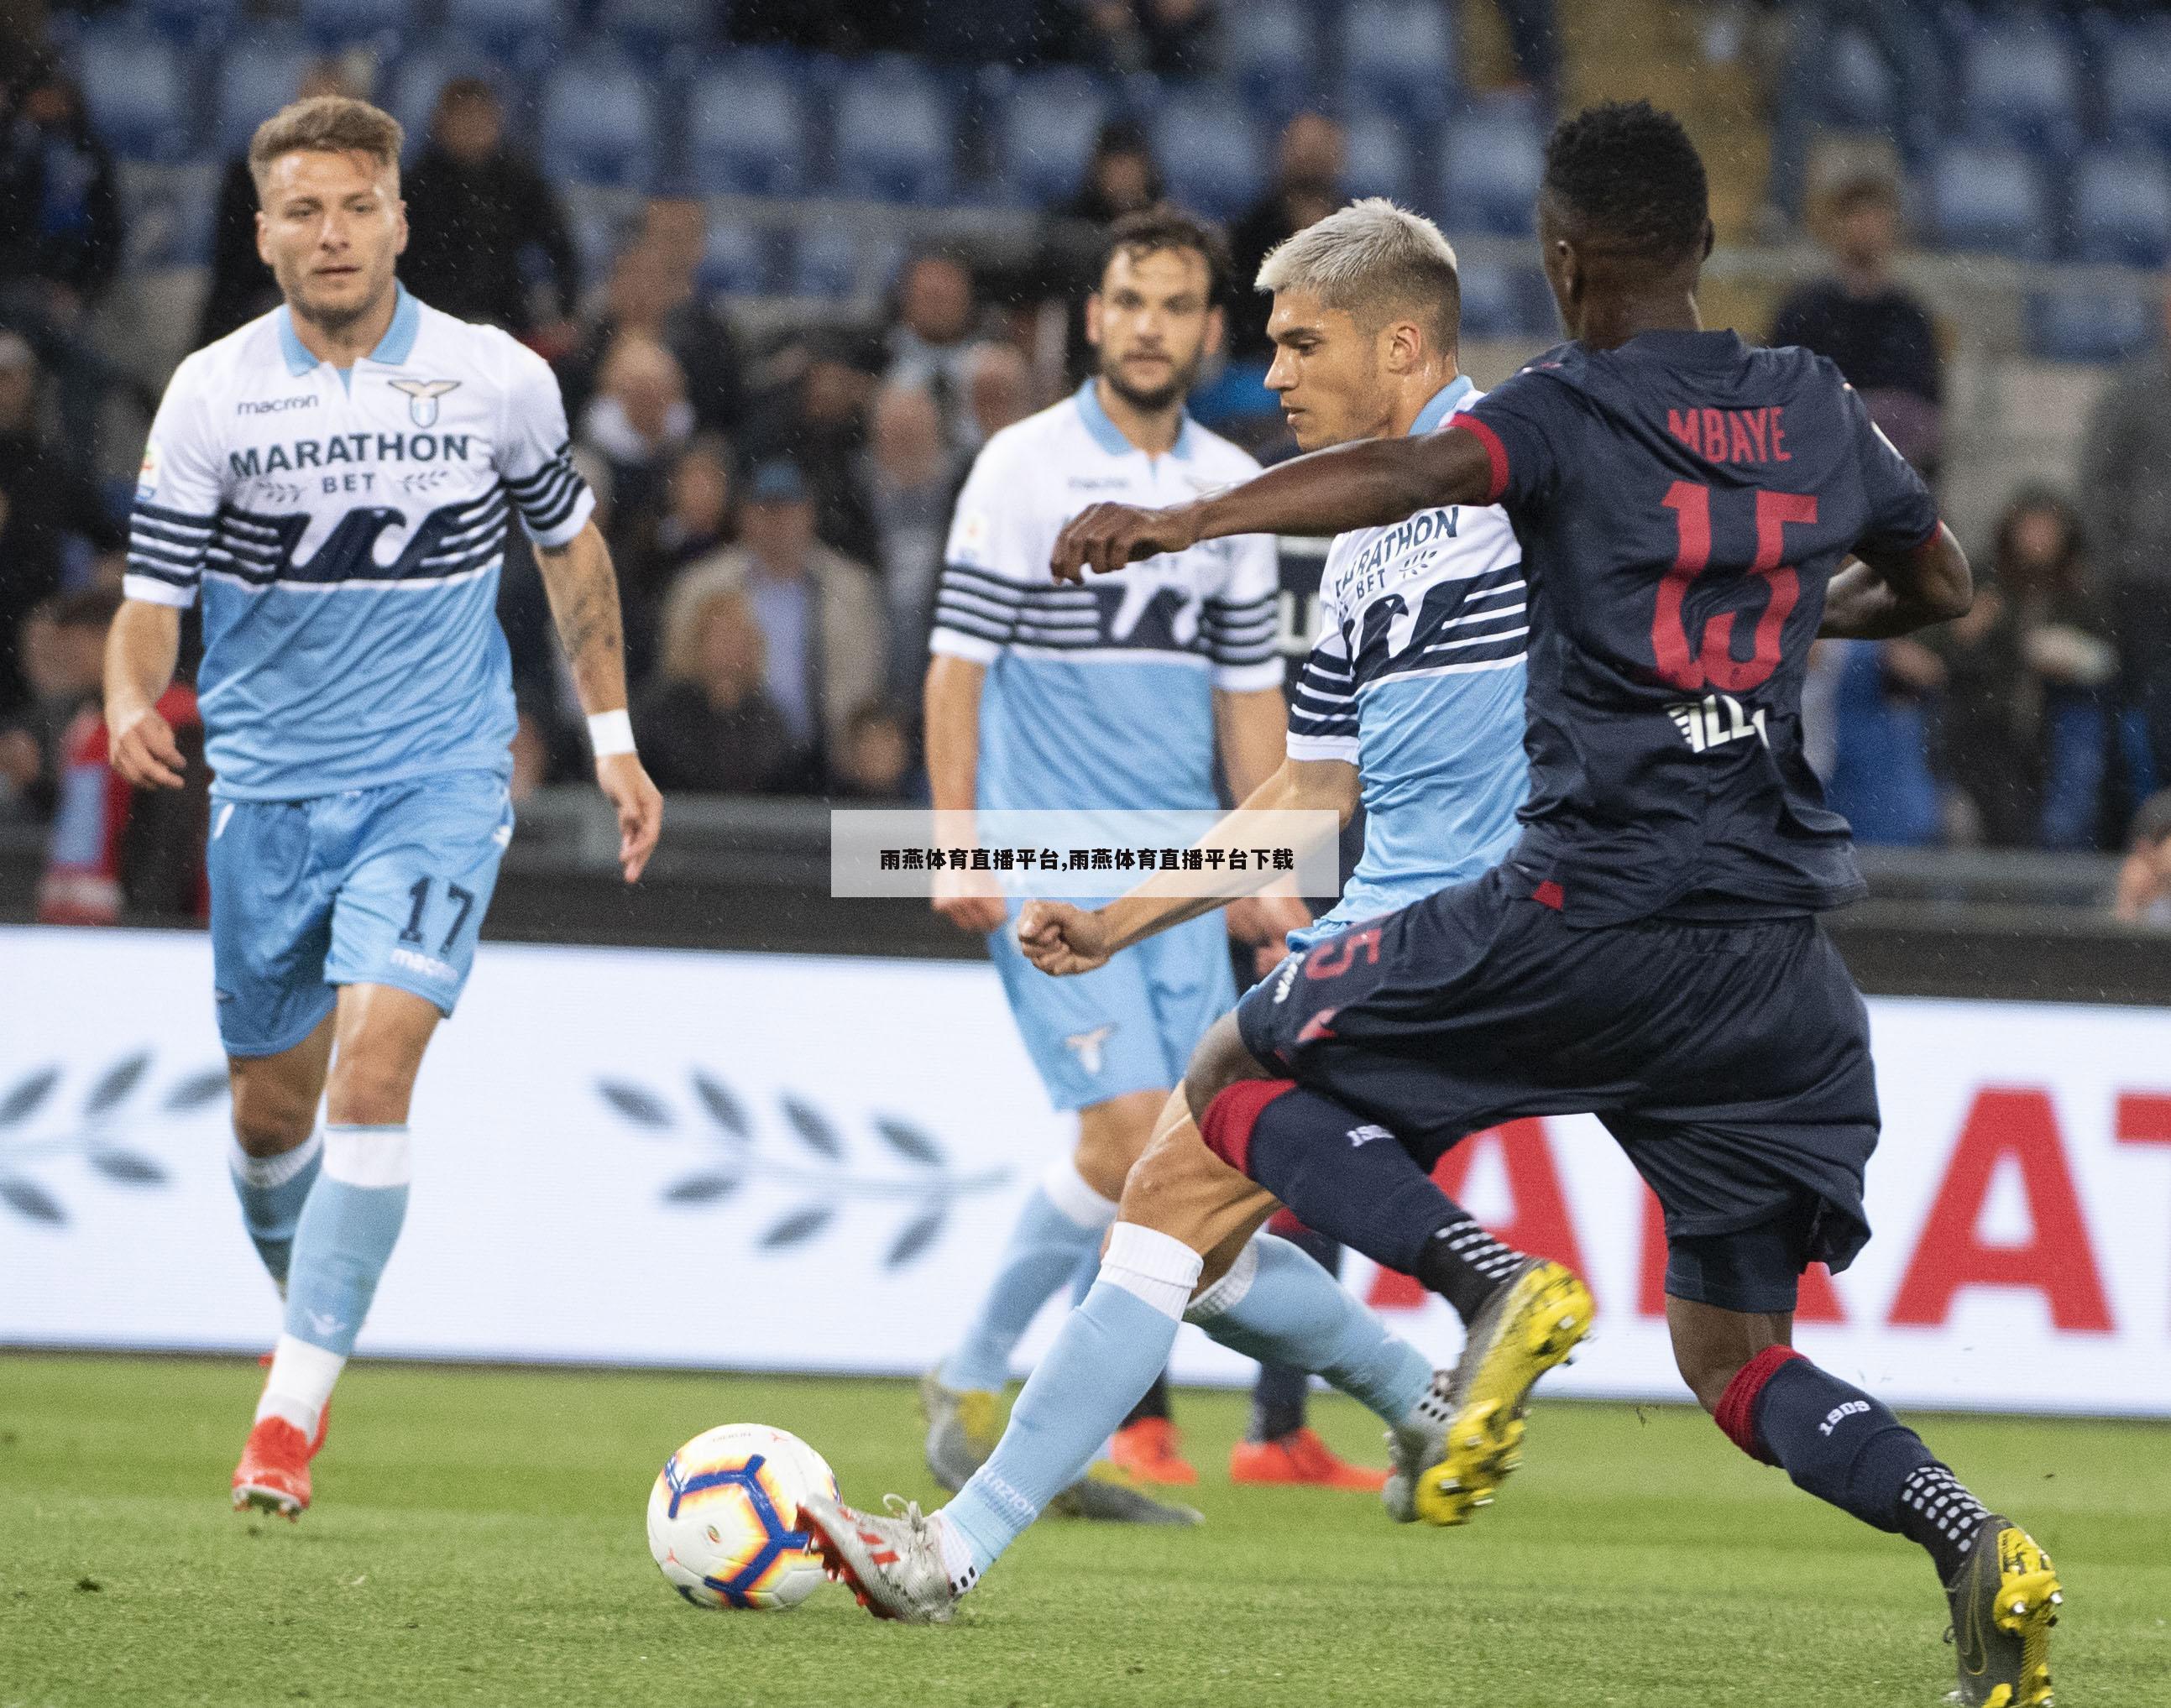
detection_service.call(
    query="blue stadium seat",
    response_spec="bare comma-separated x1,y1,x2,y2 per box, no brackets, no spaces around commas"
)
1818,25,1899,131
1341,0,1456,126
299,0,413,51
688,56,809,197
2103,21,2171,153
386,39,484,147
697,222,771,299
137,0,239,47
594,0,712,60
217,31,320,157
538,59,657,188
833,57,955,205
2073,149,2171,268
997,68,1111,207
1218,0,1313,123
1960,18,2081,159
1454,259,1522,341
75,25,192,163
573,207,637,285
2027,291,2157,363
446,0,565,60
790,223,860,300
1341,109,1415,206
1928,144,2049,258
1153,88,1263,220
1439,101,1545,236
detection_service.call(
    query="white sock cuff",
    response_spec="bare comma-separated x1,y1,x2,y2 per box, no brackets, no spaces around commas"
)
1040,1155,1119,1230
323,1124,412,1188
229,1129,322,1189
1182,1236,1261,1324
1098,1222,1204,1322
255,1332,347,1433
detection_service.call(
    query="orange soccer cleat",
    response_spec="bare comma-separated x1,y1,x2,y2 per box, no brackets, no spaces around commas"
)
1229,1427,1390,1491
1108,1417,1199,1486
232,1416,313,1519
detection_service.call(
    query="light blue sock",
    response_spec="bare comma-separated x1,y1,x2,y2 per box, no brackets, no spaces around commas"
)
283,1124,411,1358
940,1224,1201,1578
1186,1235,1434,1429
228,1131,322,1289
939,1157,1115,1393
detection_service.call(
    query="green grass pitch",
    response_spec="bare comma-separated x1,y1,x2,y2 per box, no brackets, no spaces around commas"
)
3,1354,2165,1707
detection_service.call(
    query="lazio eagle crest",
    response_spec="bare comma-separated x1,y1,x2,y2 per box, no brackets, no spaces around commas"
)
390,378,461,427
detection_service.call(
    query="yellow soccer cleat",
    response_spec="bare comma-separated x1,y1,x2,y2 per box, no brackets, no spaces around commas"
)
1947,1518,2062,1707
1409,1257,1593,1527
919,1371,1001,1494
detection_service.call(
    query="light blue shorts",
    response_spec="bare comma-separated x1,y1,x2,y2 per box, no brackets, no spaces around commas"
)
986,906,1237,1112
207,768,515,1058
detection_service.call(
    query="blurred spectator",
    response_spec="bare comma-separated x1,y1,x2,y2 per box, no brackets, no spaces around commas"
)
1769,175,1942,477
1935,490,2116,849
632,583,805,794
1075,0,1216,77
1044,121,1166,384
2,588,118,823
0,332,123,717
197,59,358,347
1227,115,1347,363
831,701,918,802
1486,0,1561,102
861,381,957,703
756,329,881,566
1763,2,1946,231
558,201,747,437
965,341,1035,445
1823,635,1945,846
399,78,578,338
0,55,126,469
577,332,693,670
666,460,883,779
886,250,983,454
657,434,736,571
2113,790,2171,927
2079,275,2171,799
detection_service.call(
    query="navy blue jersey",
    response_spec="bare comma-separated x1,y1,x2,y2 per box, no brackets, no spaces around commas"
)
1452,329,1939,927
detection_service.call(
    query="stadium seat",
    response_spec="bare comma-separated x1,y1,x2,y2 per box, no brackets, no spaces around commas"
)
789,222,860,300
385,39,505,148
1928,144,2049,259
1454,259,1523,341
136,0,239,47
832,57,955,205
2073,149,2171,268
997,67,1110,207
1218,0,1314,123
697,222,772,299
299,0,413,52
538,60,657,188
1439,101,1546,236
922,0,1037,68
74,24,192,164
688,56,810,197
594,0,713,60
1959,18,2082,159
217,31,320,158
1153,88,1263,220
2102,21,2171,154
446,0,565,60
1340,0,1457,126
2027,290,2158,363
1818,25,1899,132
1341,108,1415,206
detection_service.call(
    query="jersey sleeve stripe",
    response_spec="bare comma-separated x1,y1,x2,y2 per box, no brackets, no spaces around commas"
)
133,499,217,530
1210,657,1285,692
122,572,198,609
938,561,1033,599
1449,413,1509,504
123,557,197,587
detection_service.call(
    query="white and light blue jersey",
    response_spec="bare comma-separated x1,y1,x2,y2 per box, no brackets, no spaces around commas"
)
930,382,1281,811
123,285,593,801
1290,378,1530,935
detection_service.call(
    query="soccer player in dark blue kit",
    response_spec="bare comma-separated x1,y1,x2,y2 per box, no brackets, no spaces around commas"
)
1038,102,2060,1708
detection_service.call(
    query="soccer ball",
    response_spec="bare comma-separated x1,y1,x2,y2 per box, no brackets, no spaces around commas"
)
647,1423,840,1611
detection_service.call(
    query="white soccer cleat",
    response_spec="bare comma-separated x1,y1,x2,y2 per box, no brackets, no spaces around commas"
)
799,1493,965,1625
1382,1369,1457,1524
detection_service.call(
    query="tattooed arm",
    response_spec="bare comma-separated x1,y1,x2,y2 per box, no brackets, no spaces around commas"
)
535,519,663,882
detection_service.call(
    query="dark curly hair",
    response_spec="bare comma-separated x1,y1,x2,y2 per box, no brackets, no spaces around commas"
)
1541,101,1709,266
1100,204,1232,300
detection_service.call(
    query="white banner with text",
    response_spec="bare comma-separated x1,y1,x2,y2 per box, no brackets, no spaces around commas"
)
2,927,2167,1414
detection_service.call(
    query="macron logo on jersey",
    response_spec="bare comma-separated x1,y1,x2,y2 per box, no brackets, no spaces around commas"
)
237,394,317,415
1666,691,1769,754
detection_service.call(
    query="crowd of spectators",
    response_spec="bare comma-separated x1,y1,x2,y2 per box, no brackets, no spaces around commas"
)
2,6,2168,927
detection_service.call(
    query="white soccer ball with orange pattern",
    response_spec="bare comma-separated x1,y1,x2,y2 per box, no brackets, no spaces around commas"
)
646,1423,840,1611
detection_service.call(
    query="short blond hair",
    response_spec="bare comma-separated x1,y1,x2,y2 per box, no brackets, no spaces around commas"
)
249,96,404,195
1255,197,1461,353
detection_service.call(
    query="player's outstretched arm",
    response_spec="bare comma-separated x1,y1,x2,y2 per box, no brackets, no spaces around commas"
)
1018,755,1358,976
1820,523,1974,640
535,519,662,883
1049,427,1496,581
102,598,186,790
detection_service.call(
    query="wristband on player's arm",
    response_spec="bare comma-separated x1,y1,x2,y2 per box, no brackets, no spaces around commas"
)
587,708,636,758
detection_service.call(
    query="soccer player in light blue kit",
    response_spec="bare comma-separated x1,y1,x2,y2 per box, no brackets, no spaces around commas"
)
918,206,1374,1516
812,201,1572,1619
102,97,662,1518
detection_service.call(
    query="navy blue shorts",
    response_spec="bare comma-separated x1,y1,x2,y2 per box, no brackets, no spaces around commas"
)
1235,864,1880,1314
